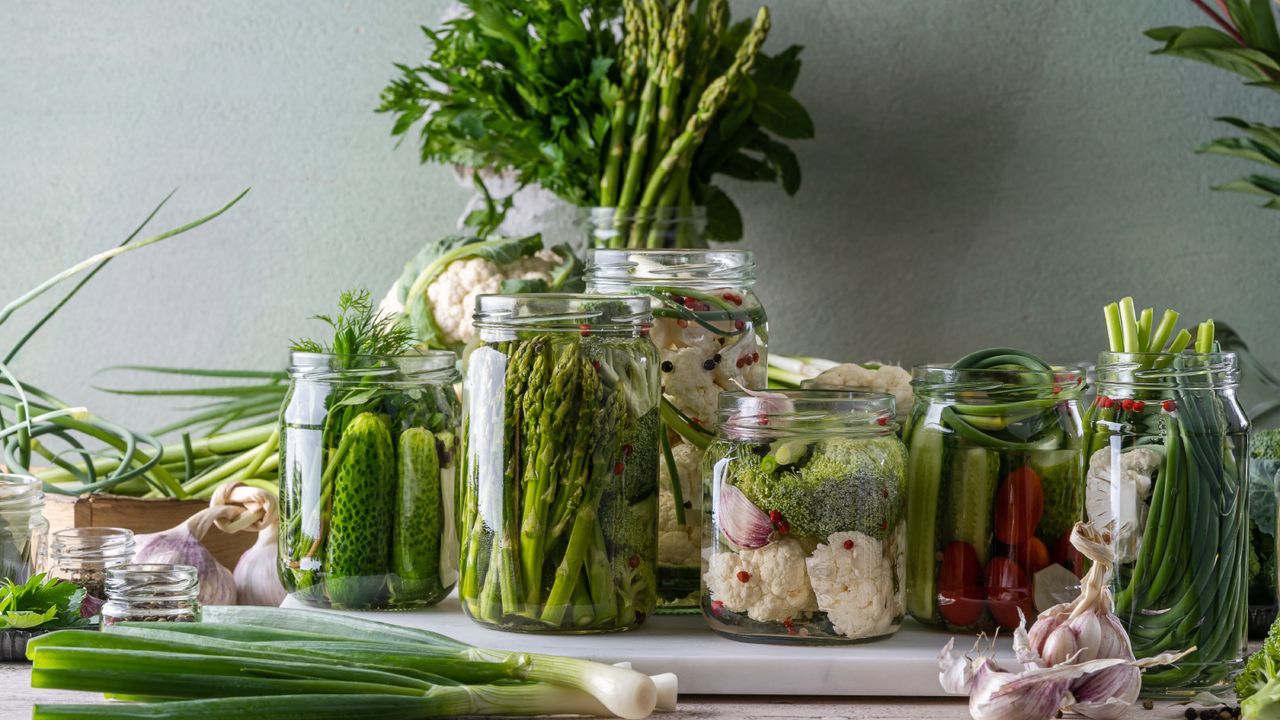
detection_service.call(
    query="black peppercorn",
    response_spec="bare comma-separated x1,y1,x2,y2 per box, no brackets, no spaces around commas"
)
1141,699,1153,710
1184,709,1197,720
683,500,692,509
713,353,722,363
661,360,674,372
702,358,716,371
1200,709,1215,720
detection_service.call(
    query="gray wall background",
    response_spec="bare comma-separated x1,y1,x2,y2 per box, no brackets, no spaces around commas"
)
2,0,1278,431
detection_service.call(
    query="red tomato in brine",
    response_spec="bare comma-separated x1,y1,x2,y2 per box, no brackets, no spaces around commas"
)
985,556,1034,629
1009,536,1051,575
994,467,1045,545
938,541,984,627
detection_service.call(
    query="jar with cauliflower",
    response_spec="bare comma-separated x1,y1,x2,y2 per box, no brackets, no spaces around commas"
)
701,390,906,644
586,247,768,611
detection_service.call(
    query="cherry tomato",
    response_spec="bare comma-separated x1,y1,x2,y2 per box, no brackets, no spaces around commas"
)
985,556,1034,629
1054,531,1085,578
938,541,985,627
1008,536,1051,575
994,467,1045,545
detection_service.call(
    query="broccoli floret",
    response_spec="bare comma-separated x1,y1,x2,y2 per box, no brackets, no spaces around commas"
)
733,436,906,541
1255,428,1280,461
1238,613,1280,701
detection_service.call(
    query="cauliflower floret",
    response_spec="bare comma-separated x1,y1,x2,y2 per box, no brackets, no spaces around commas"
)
713,334,765,391
658,442,703,567
811,363,913,421
805,530,900,639
661,347,719,425
704,538,818,623
1086,446,1162,563
650,318,721,355
423,250,561,346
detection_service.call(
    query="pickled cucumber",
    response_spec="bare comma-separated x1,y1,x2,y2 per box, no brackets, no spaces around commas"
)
391,426,444,603
324,412,394,607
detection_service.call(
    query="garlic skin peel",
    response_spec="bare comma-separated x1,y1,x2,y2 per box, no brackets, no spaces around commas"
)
132,506,238,605
211,481,286,606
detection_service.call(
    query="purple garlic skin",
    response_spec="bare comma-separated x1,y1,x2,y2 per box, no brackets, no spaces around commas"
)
716,482,774,549
133,509,238,605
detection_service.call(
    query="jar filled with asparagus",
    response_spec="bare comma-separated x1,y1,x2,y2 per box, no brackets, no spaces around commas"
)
278,290,460,610
586,246,767,610
459,294,660,633
1084,299,1249,694
905,349,1087,632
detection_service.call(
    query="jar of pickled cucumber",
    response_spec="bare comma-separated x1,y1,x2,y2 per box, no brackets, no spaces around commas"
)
904,353,1087,632
586,244,767,610
702,390,906,644
458,294,660,633
278,350,461,610
1087,352,1248,694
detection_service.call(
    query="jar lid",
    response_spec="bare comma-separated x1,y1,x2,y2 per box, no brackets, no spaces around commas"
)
473,293,652,333
717,389,898,440
585,249,756,288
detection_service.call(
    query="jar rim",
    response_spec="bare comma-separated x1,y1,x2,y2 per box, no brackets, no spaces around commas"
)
1095,351,1240,389
0,473,42,509
473,293,653,332
288,350,459,382
580,206,708,223
911,364,1086,398
717,389,899,438
585,249,756,288
51,527,135,553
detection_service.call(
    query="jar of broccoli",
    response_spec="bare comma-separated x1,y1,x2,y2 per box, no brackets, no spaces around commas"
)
278,350,460,610
702,390,906,644
904,350,1087,633
458,294,660,633
586,246,767,611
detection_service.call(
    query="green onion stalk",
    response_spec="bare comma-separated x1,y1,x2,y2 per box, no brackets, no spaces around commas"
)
0,191,250,499
458,330,659,631
1087,298,1248,692
904,348,1086,629
26,606,669,720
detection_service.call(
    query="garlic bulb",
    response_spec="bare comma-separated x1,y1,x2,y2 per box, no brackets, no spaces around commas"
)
210,482,286,606
133,506,238,605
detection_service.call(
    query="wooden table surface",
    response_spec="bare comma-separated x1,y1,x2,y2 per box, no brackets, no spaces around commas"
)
0,662,1214,719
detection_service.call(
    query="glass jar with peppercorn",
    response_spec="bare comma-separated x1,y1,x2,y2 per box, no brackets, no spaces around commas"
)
457,294,660,633
585,246,767,612
702,389,906,644
49,527,135,602
101,563,200,625
903,356,1087,634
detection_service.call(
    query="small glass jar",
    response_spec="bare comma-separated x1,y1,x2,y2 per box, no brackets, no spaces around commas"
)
49,527,135,600
101,564,200,625
458,294,660,633
278,350,461,610
702,390,907,644
586,247,767,610
904,364,1087,633
1087,352,1249,694
0,474,48,584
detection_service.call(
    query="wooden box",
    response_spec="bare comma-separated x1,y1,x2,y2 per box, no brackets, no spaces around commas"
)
43,493,255,570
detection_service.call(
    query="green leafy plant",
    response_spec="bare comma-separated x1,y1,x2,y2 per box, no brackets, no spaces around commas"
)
0,574,95,631
1147,0,1280,207
291,288,415,361
377,0,811,245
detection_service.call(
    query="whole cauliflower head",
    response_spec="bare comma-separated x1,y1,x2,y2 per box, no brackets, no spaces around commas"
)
658,442,703,567
425,250,562,347
704,538,818,623
806,529,900,639
662,347,720,425
811,363,913,421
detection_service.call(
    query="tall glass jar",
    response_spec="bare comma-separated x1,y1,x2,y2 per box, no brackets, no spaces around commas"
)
101,564,200,626
49,527,135,601
582,206,710,249
586,247,767,611
278,350,461,610
1087,352,1249,694
905,364,1087,632
0,474,48,584
702,390,907,644
459,294,660,633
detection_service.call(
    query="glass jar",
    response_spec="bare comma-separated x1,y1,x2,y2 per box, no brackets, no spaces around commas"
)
278,350,461,610
49,527,135,601
702,390,907,644
582,206,709,249
904,364,1087,632
586,248,767,611
0,473,48,584
101,564,200,625
458,294,660,633
1087,352,1249,694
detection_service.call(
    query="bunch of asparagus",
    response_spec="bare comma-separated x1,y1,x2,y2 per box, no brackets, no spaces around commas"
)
459,334,659,631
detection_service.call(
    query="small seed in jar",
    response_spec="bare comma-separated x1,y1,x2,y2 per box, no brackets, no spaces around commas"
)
579,324,591,337
777,520,791,535
628,555,640,569
661,361,674,372
613,462,625,475
843,539,855,550
683,500,692,509
676,319,689,328
736,570,751,583
622,444,633,456
713,353,722,364
733,319,745,331
769,510,782,524
1163,399,1177,412
1133,401,1147,412
876,416,888,426
1141,700,1153,710
1121,398,1135,411
702,358,716,371
711,599,724,614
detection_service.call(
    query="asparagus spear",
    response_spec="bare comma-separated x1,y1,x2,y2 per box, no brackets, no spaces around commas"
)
600,0,646,207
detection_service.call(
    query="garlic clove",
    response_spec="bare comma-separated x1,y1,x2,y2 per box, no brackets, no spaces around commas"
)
1067,665,1140,720
133,506,238,605
715,482,774,550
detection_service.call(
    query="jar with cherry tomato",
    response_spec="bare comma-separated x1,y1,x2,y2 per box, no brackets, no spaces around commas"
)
903,350,1087,632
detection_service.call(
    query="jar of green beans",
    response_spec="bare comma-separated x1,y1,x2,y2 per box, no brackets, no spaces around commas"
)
585,246,767,611
904,349,1087,633
278,350,461,610
1087,352,1249,694
458,294,660,633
